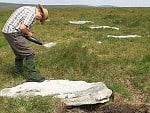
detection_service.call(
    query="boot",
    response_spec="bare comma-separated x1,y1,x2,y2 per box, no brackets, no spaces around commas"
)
15,58,23,76
25,56,45,82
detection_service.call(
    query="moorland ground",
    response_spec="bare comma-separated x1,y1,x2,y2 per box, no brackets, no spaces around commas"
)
0,6,150,113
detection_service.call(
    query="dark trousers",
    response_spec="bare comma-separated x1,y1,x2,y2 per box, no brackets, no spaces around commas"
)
3,32,34,59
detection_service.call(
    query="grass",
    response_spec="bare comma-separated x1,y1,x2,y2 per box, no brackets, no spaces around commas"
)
0,7,150,112
0,96,61,113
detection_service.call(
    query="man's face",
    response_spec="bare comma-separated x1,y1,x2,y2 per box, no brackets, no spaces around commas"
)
36,9,43,21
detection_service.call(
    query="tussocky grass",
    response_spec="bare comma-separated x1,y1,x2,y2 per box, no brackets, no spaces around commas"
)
0,7,150,112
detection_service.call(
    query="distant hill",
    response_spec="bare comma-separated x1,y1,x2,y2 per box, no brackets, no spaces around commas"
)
0,3,24,10
0,2,94,10
0,2,115,10
99,5,116,7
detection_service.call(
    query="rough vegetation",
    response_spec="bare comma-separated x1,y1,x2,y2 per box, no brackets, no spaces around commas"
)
0,6,150,113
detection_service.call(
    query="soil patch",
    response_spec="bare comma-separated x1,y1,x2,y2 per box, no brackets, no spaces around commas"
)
64,103,150,113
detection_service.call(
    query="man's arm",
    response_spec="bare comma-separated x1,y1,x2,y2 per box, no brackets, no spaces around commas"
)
19,23,43,45
19,23,33,36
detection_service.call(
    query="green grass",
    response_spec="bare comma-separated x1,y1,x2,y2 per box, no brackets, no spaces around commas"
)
0,7,150,112
0,96,61,113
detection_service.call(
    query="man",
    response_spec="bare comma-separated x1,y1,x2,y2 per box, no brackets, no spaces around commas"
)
2,4,48,82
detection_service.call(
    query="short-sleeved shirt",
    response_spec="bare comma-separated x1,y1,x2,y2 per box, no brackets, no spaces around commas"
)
2,6,36,33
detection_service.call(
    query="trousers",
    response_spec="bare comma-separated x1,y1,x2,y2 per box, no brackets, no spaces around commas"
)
3,32,34,59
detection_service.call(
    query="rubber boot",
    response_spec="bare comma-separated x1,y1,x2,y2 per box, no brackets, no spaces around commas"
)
25,56,45,82
15,57,23,76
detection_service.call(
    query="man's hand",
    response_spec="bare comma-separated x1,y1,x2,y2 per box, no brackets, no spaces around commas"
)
28,32,33,37
19,23,33,36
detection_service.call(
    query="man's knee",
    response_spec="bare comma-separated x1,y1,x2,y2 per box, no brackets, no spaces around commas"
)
26,53,35,60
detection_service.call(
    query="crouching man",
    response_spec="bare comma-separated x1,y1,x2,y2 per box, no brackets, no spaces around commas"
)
2,4,48,82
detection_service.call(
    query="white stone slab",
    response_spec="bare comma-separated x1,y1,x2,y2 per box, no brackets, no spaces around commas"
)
69,21,94,25
0,80,112,106
108,35,142,38
98,41,102,44
89,25,119,30
43,42,56,48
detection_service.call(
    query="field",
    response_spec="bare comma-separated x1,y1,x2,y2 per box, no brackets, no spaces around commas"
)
0,6,150,113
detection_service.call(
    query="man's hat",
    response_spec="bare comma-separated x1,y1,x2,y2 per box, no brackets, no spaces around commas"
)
37,4,48,24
